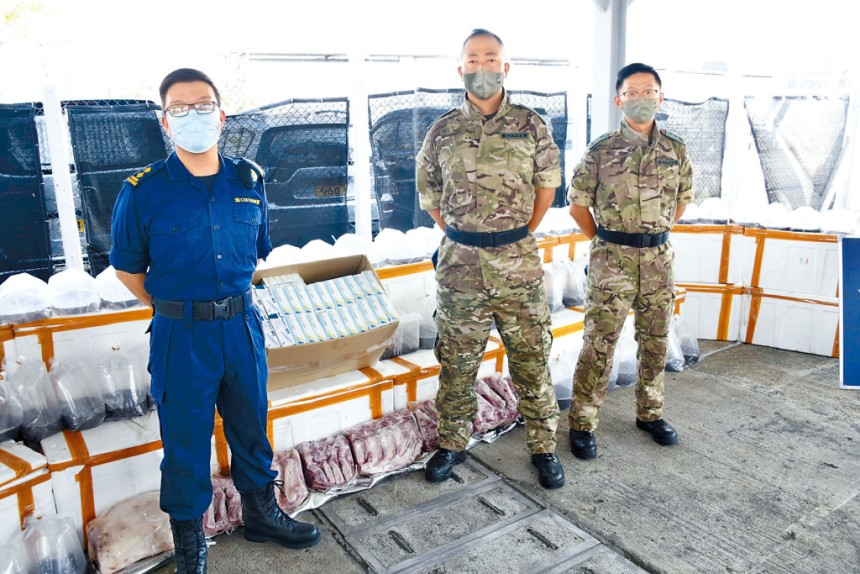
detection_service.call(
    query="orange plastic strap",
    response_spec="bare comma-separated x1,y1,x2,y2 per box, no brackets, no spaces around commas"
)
266,373,394,423
213,414,231,476
0,471,50,529
374,261,434,280
0,449,34,487
718,226,733,284
0,324,13,367
388,357,441,402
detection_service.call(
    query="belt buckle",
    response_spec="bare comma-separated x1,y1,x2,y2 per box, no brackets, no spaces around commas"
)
212,297,230,320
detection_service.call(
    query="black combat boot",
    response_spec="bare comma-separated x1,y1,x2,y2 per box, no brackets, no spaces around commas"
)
531,453,565,489
169,517,207,574
636,418,678,445
425,448,467,483
569,429,598,460
241,481,322,549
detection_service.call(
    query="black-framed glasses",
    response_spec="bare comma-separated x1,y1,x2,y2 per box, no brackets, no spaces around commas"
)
165,102,219,117
619,89,660,101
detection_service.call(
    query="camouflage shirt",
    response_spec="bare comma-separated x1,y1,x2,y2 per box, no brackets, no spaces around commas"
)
416,91,562,289
568,118,694,233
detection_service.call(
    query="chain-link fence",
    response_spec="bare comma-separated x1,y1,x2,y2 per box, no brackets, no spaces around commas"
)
745,96,848,209
220,98,351,248
368,89,568,232
586,95,728,201
0,103,53,283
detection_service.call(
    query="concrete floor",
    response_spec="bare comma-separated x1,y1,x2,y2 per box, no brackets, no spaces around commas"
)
154,341,860,573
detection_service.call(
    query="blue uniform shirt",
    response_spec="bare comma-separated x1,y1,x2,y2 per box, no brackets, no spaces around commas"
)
110,152,273,301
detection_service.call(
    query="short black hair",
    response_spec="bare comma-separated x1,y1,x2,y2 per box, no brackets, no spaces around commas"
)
461,28,505,58
615,63,662,93
159,68,221,108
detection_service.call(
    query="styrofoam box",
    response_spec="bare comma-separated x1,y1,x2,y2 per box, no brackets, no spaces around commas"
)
9,316,150,365
0,442,56,545
265,368,395,452
378,267,435,317
672,225,749,284
673,284,744,342
41,414,164,544
741,289,839,357
739,233,840,297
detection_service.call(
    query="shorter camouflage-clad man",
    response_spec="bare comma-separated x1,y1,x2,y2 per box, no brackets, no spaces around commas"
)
567,63,694,459
416,29,564,489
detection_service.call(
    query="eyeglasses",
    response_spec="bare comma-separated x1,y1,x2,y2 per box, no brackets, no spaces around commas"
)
165,102,218,117
619,89,660,101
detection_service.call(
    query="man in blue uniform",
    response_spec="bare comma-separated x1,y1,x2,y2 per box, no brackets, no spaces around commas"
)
111,68,320,573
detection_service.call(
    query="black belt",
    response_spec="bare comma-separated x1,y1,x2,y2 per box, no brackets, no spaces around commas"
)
597,226,669,248
444,225,529,248
153,291,250,321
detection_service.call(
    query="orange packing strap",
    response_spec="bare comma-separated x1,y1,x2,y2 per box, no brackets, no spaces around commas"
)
0,470,51,529
374,261,434,280
555,232,590,261
50,428,164,548
552,319,584,339
0,323,13,368
389,356,440,403
486,335,506,372
0,449,34,488
833,323,840,359
213,413,231,476
742,228,839,289
538,236,559,263
744,287,840,345
677,283,746,341
11,307,152,369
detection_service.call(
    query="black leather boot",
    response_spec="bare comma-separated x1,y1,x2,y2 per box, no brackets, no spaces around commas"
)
531,453,565,489
636,418,678,445
241,481,322,549
569,429,597,460
169,517,207,574
425,448,467,483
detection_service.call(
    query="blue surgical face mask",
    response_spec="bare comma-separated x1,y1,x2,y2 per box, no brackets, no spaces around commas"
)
168,109,221,153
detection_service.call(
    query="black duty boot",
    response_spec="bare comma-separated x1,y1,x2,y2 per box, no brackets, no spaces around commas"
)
569,429,597,460
425,448,467,483
241,481,322,549
636,418,678,446
531,453,565,489
169,517,207,574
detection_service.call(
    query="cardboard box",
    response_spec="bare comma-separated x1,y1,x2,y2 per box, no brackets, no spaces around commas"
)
0,441,56,545
253,255,399,390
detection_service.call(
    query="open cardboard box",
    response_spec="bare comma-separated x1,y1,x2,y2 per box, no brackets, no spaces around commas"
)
253,254,399,391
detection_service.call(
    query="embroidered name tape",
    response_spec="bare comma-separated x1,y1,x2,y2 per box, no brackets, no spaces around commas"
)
501,133,529,139
657,159,679,166
234,197,261,205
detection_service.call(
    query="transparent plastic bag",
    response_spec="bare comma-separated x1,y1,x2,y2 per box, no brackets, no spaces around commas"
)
6,360,63,447
381,311,420,359
48,268,100,316
49,361,106,431
0,532,26,574
95,266,139,310
22,514,86,574
678,316,700,365
99,348,150,420
0,381,24,442
0,274,51,325
614,319,638,388
561,259,587,308
543,264,565,314
665,317,686,373
86,491,172,574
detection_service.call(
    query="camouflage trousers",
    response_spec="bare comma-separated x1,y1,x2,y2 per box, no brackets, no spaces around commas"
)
435,277,559,453
569,238,676,432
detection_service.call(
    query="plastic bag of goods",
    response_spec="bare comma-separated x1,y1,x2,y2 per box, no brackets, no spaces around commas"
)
0,273,51,325
49,361,106,431
48,268,100,316
95,266,139,310
665,317,686,373
21,514,86,574
5,360,62,447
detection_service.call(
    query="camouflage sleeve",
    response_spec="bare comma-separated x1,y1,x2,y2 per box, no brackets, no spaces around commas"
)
531,116,562,189
567,149,598,207
677,144,694,205
416,128,443,211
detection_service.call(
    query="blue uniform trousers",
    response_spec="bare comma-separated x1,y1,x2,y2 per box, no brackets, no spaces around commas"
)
149,301,276,520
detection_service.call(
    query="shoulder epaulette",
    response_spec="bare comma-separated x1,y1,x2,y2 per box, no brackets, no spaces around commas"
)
661,128,686,145
124,160,165,188
587,131,614,150
236,158,265,189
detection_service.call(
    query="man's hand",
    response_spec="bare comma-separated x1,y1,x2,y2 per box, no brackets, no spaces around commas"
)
115,270,152,308
570,204,597,239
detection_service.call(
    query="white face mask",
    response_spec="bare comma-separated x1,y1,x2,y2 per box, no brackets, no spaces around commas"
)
168,110,221,153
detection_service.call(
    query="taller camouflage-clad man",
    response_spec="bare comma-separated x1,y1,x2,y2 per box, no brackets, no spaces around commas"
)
416,29,564,490
567,63,694,460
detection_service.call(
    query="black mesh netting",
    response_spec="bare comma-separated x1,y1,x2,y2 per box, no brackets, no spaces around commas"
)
220,99,350,248
0,104,52,284
745,96,848,209
657,98,728,202
65,102,166,275
586,95,728,201
368,89,568,232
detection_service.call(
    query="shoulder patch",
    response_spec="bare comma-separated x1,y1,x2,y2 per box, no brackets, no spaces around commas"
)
236,158,265,190
587,131,614,150
661,129,686,144
124,160,165,188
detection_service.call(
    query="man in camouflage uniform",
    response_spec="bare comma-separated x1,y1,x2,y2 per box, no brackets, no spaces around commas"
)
567,63,694,460
415,29,564,489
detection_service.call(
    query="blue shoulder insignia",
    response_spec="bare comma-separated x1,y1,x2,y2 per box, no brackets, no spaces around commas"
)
124,160,165,188
236,158,265,189
662,128,686,144
587,131,613,150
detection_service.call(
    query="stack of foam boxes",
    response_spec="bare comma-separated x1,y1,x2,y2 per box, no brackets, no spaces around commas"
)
672,224,840,357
